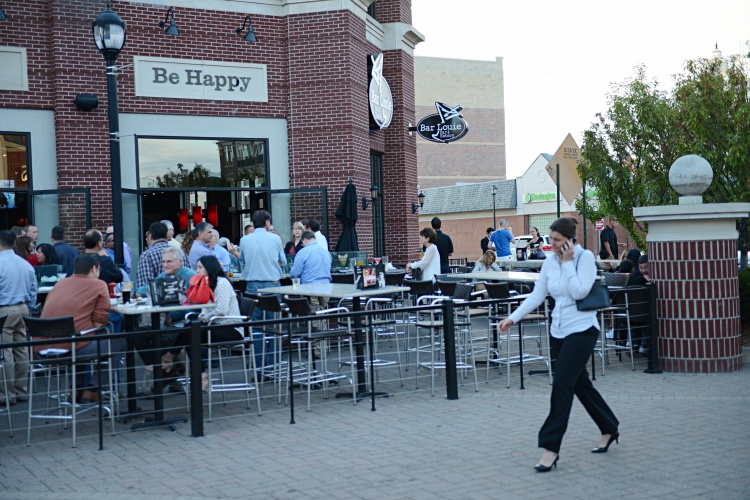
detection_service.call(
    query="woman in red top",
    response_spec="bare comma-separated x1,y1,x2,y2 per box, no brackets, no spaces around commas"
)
14,235,40,266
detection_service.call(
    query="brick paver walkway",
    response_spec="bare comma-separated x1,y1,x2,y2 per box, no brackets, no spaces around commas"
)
1,355,749,499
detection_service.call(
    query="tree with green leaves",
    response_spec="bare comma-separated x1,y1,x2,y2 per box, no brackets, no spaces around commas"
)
156,162,213,188
577,47,750,263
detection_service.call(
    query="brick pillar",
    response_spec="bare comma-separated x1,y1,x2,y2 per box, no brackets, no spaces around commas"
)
634,196,750,373
649,240,743,372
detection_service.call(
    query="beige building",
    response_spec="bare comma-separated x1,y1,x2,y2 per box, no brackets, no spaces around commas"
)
414,56,506,189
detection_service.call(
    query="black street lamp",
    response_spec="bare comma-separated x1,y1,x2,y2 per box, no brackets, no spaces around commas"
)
92,1,126,266
490,184,498,228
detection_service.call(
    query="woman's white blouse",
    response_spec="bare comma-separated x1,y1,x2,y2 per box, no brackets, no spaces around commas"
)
411,244,441,281
508,245,599,339
472,261,501,273
201,277,243,334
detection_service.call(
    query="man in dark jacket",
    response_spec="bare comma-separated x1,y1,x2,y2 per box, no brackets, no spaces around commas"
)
51,225,80,276
431,217,454,274
83,229,122,285
480,227,493,253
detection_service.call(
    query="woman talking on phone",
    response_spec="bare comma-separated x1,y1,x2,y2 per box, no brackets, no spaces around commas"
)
498,218,619,472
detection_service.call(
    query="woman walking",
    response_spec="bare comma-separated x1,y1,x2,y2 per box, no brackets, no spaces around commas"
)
498,217,619,472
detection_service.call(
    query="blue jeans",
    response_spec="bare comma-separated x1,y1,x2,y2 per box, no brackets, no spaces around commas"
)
246,280,280,370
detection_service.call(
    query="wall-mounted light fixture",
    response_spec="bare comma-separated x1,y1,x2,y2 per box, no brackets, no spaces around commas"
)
362,185,378,210
158,8,180,36
412,189,426,214
235,15,257,42
74,93,99,111
0,4,7,21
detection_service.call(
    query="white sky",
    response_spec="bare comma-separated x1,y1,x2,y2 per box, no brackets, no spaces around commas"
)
412,0,750,179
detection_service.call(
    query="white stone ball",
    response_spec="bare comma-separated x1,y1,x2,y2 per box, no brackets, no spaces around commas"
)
668,154,713,196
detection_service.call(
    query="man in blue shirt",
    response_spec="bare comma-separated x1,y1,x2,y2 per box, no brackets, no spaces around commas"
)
239,210,287,303
489,219,516,260
290,231,332,285
188,222,213,270
0,230,37,405
239,210,287,370
209,229,231,272
51,225,80,276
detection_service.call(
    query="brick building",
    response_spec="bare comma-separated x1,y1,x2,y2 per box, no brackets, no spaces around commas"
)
0,0,424,269
414,56,506,188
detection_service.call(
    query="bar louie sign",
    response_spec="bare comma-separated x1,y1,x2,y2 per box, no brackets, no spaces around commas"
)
133,56,268,102
415,102,469,144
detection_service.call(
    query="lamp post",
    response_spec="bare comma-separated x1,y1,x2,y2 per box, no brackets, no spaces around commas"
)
490,184,498,228
92,1,126,266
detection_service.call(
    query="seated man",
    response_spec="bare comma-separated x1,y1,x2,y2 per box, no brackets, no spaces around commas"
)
133,247,197,379
290,230,332,357
40,254,127,402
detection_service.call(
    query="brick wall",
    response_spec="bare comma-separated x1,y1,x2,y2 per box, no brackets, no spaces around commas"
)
2,1,419,258
649,239,743,372
416,107,506,188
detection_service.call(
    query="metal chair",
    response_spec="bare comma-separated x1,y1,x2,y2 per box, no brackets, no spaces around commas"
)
491,296,552,389
183,297,262,421
23,316,116,448
413,295,479,396
283,297,357,411
595,286,650,373
0,315,13,437
204,297,262,421
254,294,289,399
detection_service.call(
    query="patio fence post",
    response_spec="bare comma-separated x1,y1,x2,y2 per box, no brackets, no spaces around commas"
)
645,283,663,374
190,321,204,436
443,298,459,400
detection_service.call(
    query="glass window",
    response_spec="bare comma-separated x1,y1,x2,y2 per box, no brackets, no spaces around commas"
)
137,138,267,189
0,134,28,188
367,2,377,19
0,134,29,229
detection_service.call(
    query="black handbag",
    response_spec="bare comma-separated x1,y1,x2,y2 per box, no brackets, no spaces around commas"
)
575,253,610,311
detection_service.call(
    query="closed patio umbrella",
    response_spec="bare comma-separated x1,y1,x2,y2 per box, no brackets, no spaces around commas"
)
334,180,359,252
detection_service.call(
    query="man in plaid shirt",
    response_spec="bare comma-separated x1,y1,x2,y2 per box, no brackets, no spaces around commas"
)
136,222,170,290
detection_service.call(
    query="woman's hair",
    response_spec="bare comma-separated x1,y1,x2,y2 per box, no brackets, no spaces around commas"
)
292,221,305,241
197,255,225,291
36,243,60,265
477,250,497,266
548,217,577,240
14,235,33,259
419,227,437,243
180,229,195,257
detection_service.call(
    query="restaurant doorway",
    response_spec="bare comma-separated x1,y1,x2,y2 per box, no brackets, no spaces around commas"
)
139,187,327,248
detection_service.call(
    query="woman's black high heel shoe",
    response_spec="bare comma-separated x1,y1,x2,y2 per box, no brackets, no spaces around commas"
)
591,432,619,453
534,455,559,472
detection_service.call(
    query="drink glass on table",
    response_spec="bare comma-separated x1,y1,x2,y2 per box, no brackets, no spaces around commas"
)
122,289,131,303
374,257,381,265
292,277,300,289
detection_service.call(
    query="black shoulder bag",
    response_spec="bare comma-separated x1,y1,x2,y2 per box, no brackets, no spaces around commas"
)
575,252,610,311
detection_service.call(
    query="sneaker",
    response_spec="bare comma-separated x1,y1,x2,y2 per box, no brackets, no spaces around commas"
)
605,328,614,339
639,346,649,355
